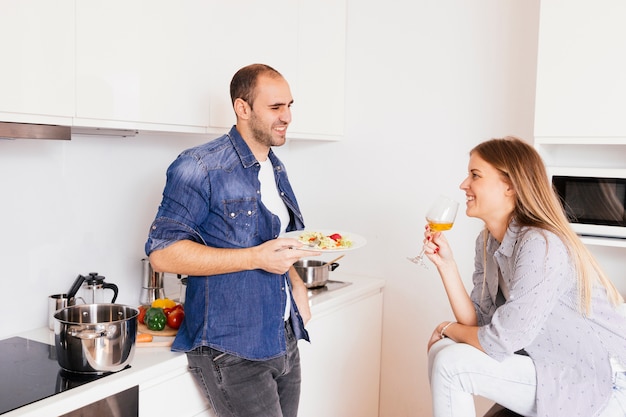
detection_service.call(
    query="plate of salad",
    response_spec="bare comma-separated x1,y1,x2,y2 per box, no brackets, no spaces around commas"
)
281,229,367,252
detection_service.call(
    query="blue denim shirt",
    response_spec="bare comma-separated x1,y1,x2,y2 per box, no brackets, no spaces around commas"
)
145,126,309,360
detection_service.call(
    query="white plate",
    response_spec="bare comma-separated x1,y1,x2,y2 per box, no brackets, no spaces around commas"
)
281,229,367,252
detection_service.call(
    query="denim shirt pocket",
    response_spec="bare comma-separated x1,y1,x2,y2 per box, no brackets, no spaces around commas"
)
222,198,259,246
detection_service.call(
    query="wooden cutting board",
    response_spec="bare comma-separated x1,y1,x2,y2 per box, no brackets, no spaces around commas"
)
138,322,178,337
136,337,174,348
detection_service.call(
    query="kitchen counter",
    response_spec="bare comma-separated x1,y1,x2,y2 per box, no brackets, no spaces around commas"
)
3,274,385,417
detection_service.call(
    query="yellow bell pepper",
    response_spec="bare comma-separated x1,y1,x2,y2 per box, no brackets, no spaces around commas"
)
151,298,176,309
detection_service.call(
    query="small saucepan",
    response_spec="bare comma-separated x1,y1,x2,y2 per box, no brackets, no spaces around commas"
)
294,259,341,288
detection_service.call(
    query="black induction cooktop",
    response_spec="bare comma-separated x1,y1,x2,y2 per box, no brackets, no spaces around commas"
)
0,336,120,415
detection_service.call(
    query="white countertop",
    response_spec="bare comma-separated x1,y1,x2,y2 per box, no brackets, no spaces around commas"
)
4,274,384,417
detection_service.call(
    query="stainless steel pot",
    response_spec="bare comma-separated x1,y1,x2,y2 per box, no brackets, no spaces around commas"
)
294,260,340,288
54,304,138,374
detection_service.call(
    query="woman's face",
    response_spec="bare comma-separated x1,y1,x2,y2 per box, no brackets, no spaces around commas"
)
460,153,516,225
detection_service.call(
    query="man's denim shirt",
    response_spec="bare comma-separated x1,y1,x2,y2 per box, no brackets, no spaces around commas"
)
145,126,309,360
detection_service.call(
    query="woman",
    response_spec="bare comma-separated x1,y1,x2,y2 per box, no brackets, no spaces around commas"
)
424,137,626,417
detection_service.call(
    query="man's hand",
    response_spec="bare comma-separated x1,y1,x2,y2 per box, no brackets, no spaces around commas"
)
254,238,320,275
289,266,312,325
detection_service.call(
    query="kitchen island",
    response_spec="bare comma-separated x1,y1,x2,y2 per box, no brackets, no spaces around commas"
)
3,274,385,417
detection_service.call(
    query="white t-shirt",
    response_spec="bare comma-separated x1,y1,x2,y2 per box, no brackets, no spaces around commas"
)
258,159,290,233
258,159,292,320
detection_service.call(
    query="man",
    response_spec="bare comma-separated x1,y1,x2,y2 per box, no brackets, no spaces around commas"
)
145,63,319,417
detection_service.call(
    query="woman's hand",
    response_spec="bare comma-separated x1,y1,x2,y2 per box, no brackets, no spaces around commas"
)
427,321,452,351
427,326,444,352
422,227,454,268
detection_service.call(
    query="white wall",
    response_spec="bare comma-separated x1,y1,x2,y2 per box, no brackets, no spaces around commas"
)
286,2,541,416
0,1,541,416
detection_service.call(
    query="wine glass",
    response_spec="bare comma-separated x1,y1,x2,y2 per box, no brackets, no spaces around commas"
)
407,195,459,267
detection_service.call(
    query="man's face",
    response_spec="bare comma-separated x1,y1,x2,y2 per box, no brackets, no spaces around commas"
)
247,75,293,147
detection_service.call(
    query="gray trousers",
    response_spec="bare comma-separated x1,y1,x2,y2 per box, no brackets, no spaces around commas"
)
187,321,301,417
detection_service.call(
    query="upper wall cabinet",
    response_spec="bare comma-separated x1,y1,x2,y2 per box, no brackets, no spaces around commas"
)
75,0,213,133
207,0,346,141
206,1,298,133
0,0,75,126
0,1,346,139
534,0,626,144
293,0,346,140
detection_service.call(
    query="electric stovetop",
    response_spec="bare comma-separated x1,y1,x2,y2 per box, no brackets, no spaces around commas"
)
0,336,120,415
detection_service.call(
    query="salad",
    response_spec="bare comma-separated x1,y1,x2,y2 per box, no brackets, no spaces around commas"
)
298,231,353,249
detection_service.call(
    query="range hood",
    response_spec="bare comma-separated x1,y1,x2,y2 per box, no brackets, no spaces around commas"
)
0,122,71,140
71,126,138,137
0,122,138,140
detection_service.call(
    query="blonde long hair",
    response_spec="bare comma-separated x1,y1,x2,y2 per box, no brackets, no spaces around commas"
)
472,137,623,314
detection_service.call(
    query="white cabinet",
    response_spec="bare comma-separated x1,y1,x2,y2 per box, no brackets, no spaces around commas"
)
206,0,298,132
534,0,626,140
298,286,384,417
534,1,626,251
0,0,74,125
139,366,214,417
292,0,346,140
75,0,213,133
1,1,346,139
207,0,346,141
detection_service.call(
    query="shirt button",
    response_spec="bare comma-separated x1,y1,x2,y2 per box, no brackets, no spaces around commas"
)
229,212,235,218
247,210,252,216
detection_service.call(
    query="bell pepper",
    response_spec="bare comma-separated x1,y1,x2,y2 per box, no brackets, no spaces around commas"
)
167,307,185,329
163,303,184,316
145,307,167,331
152,298,177,309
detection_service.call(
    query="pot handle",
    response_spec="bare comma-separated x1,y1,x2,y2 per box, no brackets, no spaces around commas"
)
68,327,107,339
330,262,340,271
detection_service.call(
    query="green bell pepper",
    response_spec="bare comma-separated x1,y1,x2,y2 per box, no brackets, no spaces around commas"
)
145,307,167,331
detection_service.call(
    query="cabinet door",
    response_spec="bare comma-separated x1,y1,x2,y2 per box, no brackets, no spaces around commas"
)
535,0,626,138
290,0,346,140
140,369,214,417
75,0,212,132
206,0,298,131
206,0,346,141
298,291,383,417
0,0,74,124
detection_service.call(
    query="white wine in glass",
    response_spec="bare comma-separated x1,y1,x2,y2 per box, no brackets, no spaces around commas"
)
407,195,459,267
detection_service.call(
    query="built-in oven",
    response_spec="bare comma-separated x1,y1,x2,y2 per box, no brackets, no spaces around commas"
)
59,386,138,417
550,167,626,239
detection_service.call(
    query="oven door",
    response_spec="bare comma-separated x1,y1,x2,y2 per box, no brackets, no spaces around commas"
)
59,386,138,417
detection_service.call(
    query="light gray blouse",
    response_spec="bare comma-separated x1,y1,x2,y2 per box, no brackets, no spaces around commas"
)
473,222,626,417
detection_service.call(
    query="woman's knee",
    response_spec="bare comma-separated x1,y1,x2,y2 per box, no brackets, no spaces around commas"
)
430,341,482,379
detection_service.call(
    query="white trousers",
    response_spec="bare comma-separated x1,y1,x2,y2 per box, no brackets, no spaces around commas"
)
428,338,537,417
428,338,626,417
